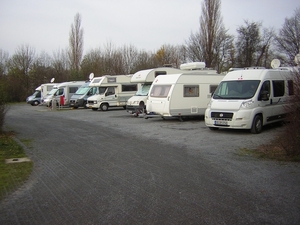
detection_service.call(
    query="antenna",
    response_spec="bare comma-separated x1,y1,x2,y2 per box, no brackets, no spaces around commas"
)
271,59,281,69
89,73,94,81
50,78,55,83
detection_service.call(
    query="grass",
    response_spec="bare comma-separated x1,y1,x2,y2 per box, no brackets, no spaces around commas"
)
0,132,33,200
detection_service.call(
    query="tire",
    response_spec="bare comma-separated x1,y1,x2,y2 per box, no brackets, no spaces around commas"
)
251,115,263,134
100,103,109,111
32,100,40,106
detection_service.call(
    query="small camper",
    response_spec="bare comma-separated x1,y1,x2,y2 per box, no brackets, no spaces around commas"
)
26,83,56,106
205,66,295,133
42,81,85,107
86,75,138,111
69,81,97,108
145,70,224,120
126,67,184,115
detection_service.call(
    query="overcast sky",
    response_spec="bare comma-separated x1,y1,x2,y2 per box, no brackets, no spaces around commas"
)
0,0,299,55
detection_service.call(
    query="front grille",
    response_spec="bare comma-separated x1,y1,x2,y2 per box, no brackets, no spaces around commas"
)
88,101,94,104
70,100,75,103
211,112,233,120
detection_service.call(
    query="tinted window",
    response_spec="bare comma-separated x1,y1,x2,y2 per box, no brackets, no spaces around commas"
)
272,80,284,97
122,84,137,92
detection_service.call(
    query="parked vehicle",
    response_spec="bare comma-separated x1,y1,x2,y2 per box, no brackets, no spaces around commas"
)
126,67,184,115
204,66,295,134
42,81,85,107
69,81,97,108
26,83,57,106
145,70,224,120
86,75,138,111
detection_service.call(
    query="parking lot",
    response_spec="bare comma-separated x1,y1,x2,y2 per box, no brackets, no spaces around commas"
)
1,103,300,224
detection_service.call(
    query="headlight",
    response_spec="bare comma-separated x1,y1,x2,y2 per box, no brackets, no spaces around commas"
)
93,101,97,104
207,100,212,109
241,99,254,108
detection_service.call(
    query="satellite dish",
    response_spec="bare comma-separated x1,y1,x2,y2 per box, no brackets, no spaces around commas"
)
89,73,94,81
50,78,55,83
271,59,281,69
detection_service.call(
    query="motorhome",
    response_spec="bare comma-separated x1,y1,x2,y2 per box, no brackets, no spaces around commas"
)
69,81,97,108
86,75,138,111
126,67,184,115
26,83,56,106
145,70,224,120
204,67,295,134
42,81,85,107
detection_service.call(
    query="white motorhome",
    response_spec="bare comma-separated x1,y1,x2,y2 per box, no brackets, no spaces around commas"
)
145,70,224,120
86,75,138,111
204,67,295,134
69,81,97,108
42,81,85,107
126,67,184,115
26,83,56,106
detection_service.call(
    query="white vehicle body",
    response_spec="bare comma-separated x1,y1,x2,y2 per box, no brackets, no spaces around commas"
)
26,83,56,106
205,67,295,134
126,67,184,114
69,81,97,108
86,75,138,111
42,81,85,107
145,70,224,120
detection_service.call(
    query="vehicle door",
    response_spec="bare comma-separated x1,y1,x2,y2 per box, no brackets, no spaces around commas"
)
270,79,286,120
257,80,273,123
104,87,117,106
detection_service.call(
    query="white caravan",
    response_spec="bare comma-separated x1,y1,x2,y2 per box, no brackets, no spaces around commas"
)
204,67,295,134
86,75,138,111
42,81,85,107
145,70,224,120
26,83,57,106
126,67,184,115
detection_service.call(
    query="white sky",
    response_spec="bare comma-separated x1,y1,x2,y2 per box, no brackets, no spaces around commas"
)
0,0,299,55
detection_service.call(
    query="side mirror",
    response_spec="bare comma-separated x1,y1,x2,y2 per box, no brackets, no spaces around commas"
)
260,91,269,101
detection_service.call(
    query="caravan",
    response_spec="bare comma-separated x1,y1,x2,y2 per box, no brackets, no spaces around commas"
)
42,81,85,107
69,81,97,108
86,75,138,111
204,67,295,133
145,70,224,120
126,67,184,115
26,82,56,106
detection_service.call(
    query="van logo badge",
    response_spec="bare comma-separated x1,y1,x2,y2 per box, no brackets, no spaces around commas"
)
219,113,224,117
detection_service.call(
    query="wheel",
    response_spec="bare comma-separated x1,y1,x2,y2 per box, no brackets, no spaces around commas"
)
31,100,40,106
251,115,263,134
100,103,109,111
209,127,219,131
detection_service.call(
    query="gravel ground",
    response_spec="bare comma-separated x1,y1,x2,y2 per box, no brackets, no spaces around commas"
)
0,103,299,225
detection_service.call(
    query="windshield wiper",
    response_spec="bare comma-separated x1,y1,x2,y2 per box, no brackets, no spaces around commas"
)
213,94,224,99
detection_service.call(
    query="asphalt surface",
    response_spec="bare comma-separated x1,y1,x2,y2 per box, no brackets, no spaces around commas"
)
0,103,299,225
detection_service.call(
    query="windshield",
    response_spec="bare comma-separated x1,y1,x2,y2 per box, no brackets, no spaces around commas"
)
74,87,90,95
213,80,260,99
96,87,107,95
47,88,58,95
135,84,151,96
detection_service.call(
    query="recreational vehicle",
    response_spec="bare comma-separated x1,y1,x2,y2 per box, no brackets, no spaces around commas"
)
42,81,85,107
86,75,138,111
204,67,295,134
145,70,224,120
26,83,56,106
126,67,184,115
69,81,97,108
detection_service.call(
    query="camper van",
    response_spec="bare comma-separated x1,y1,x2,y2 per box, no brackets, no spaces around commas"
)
42,81,85,107
145,70,224,120
204,67,295,134
86,75,138,111
126,67,184,115
26,83,56,106
69,81,97,108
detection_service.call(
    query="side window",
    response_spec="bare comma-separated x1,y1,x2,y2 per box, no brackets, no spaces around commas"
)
57,89,64,96
106,87,115,95
69,87,78,93
122,84,137,92
183,85,199,97
288,80,294,96
258,81,270,101
36,92,41,98
210,85,218,95
272,80,284,97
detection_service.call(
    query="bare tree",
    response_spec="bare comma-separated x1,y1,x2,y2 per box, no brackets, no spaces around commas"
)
275,8,300,66
52,48,70,81
0,49,9,76
154,44,186,68
68,13,84,72
185,0,232,72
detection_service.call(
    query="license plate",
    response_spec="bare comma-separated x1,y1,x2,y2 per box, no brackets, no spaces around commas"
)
214,120,228,125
